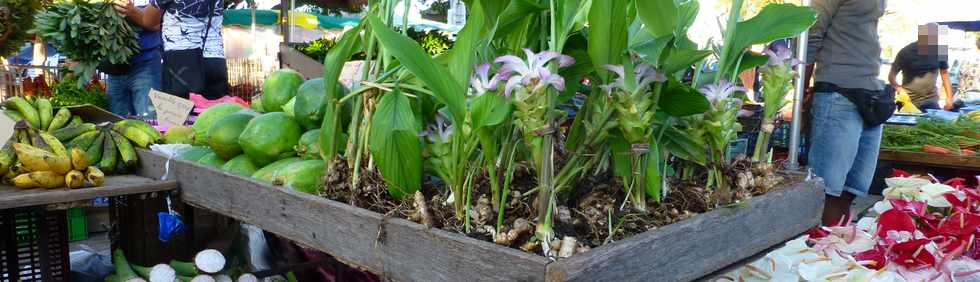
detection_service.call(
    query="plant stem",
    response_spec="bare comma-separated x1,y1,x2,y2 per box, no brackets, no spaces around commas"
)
496,135,519,233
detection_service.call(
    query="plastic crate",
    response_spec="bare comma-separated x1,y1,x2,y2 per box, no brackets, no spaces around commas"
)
0,207,70,282
67,208,87,242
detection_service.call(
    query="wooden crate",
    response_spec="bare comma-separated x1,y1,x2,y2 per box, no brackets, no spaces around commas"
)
136,149,823,282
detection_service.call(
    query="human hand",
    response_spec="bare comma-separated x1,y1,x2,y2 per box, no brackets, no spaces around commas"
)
943,102,954,111
112,0,134,14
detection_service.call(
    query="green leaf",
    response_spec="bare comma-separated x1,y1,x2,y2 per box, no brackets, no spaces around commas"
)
447,0,486,89
319,24,363,161
632,35,672,66
662,125,707,165
608,133,632,184
470,93,512,129
674,0,700,37
588,0,631,82
659,79,710,117
644,140,662,201
369,89,423,200
494,0,546,41
738,52,769,74
366,15,467,125
720,4,816,76
552,0,592,50
636,0,677,37
662,48,712,75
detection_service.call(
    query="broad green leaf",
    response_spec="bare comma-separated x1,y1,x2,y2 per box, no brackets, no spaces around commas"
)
674,0,699,37
659,79,710,117
447,1,486,88
552,0,592,50
608,133,632,184
588,0,631,82
477,0,511,27
369,89,422,200
632,35,672,66
319,25,363,162
366,15,467,125
662,48,712,75
636,0,677,38
494,0,545,41
470,93,512,128
662,125,707,165
738,52,769,74
720,4,816,76
644,140,662,201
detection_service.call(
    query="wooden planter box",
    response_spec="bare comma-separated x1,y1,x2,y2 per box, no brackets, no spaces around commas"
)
136,149,823,282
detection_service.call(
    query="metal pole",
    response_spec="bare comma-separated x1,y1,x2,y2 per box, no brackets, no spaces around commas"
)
786,0,810,170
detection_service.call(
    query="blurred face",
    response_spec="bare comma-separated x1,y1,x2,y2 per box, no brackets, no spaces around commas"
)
917,24,948,57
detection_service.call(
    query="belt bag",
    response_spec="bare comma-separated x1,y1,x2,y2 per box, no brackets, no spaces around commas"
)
814,82,896,127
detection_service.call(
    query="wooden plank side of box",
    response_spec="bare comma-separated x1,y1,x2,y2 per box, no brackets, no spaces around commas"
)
546,180,823,282
136,150,548,282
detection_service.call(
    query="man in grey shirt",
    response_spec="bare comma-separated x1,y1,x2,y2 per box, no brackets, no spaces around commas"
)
804,0,886,227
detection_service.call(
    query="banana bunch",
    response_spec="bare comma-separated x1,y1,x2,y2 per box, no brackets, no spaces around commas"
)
4,96,84,131
965,110,980,121
55,119,160,174
0,122,105,189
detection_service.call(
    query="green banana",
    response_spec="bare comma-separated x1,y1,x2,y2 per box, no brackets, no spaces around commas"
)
5,97,40,128
0,142,16,177
52,123,97,141
85,132,105,166
69,115,82,126
16,128,28,144
114,125,153,147
115,119,162,142
47,107,71,132
98,133,118,171
108,130,137,167
27,128,52,152
4,110,23,121
35,98,52,130
68,131,99,150
38,131,68,157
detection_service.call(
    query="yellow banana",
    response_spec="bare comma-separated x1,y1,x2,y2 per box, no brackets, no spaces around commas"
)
12,143,71,174
31,171,66,189
65,170,85,189
70,147,89,171
12,173,37,188
85,166,105,187
39,132,67,157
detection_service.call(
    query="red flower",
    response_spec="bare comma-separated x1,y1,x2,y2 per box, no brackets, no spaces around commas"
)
854,246,887,270
890,199,928,217
936,212,980,237
877,209,917,239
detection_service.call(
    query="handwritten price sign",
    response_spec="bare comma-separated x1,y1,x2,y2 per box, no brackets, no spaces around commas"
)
149,89,194,128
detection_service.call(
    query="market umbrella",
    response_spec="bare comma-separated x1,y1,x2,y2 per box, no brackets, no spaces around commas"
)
937,21,980,31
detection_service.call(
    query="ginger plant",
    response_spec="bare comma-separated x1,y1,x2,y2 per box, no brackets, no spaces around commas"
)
752,45,800,162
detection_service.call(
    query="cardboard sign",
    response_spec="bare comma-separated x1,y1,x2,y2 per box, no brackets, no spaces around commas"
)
149,89,194,127
0,113,14,143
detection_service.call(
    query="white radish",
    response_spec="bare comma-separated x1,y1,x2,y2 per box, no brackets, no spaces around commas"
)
213,274,233,282
190,275,216,282
236,274,258,282
148,264,176,282
194,249,226,274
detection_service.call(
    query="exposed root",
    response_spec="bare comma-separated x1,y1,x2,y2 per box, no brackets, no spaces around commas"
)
409,191,433,228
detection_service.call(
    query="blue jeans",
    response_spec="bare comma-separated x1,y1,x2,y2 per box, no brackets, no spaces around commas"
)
107,59,160,118
807,91,883,197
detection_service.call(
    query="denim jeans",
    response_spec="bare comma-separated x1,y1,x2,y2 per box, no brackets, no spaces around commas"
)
106,58,160,118
807,91,883,197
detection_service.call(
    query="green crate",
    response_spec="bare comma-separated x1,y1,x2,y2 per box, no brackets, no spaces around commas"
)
67,208,87,242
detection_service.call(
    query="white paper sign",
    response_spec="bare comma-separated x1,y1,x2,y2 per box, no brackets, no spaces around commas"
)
0,113,14,143
149,89,194,128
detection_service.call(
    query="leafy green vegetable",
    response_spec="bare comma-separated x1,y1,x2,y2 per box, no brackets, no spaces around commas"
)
33,0,140,86
0,0,41,57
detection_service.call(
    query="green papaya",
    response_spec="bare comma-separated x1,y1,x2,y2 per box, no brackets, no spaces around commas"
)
221,155,259,177
238,112,302,166
272,159,325,194
177,146,213,162
295,129,321,160
208,112,258,160
251,157,303,183
260,69,304,112
293,78,349,130
192,103,243,145
196,152,226,168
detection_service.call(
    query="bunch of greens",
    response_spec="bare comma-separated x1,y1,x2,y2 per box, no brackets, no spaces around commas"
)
404,28,453,56
33,0,139,86
0,0,41,57
297,37,337,62
49,75,109,109
882,119,980,154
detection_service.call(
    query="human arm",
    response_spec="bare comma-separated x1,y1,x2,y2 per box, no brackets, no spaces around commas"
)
940,68,953,110
113,0,164,31
805,0,842,65
888,65,902,92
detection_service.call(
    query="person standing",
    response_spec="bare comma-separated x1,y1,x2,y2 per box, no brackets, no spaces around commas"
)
106,0,161,118
888,23,953,110
114,0,228,99
804,0,887,227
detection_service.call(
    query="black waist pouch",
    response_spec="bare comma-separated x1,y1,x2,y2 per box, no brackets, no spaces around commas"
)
814,82,896,127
